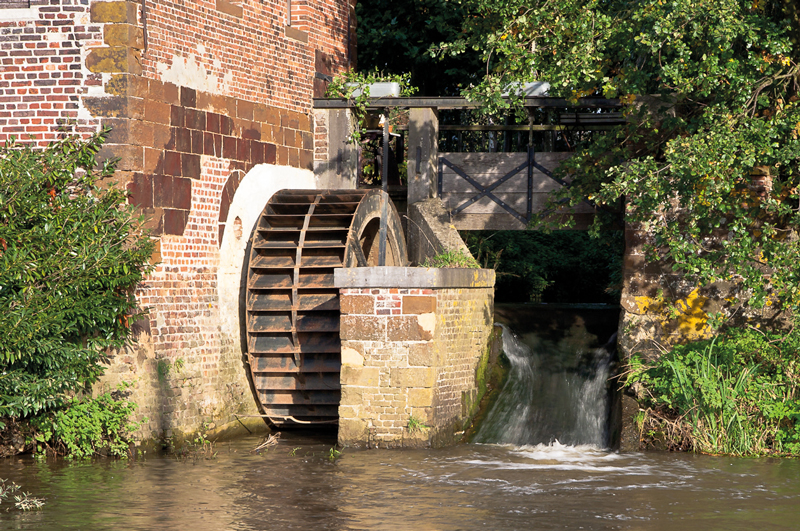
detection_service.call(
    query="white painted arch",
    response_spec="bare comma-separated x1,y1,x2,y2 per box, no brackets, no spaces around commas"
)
217,163,316,356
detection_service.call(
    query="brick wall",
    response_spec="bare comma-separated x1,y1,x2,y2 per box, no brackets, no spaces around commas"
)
336,268,495,448
0,0,354,441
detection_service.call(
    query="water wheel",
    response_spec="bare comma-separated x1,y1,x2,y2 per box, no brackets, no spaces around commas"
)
245,189,407,426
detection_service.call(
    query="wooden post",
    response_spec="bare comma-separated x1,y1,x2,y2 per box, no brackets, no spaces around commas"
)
407,107,439,204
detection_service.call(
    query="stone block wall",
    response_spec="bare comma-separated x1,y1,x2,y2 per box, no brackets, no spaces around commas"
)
618,219,790,363
335,267,495,448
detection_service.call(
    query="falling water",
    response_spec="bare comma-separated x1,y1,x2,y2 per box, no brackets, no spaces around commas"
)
474,325,615,447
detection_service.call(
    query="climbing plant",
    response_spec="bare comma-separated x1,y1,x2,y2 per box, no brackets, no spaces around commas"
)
0,129,154,420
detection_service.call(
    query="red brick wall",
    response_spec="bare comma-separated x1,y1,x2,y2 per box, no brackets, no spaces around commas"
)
0,0,354,439
0,0,103,143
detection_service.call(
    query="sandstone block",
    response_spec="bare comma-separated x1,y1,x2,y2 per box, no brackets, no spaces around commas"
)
391,367,435,388
402,296,436,314
338,405,360,419
408,342,434,367
341,345,364,366
339,386,363,406
387,315,434,341
90,1,137,23
340,294,374,315
338,418,368,446
86,47,141,75
104,24,144,49
410,406,433,424
340,315,385,341
340,366,380,387
407,387,433,407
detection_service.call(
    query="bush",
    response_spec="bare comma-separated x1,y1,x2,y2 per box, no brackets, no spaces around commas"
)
30,388,144,458
0,130,154,420
627,327,800,456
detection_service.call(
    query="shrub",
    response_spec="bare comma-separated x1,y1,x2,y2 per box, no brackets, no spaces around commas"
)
30,388,144,458
421,248,479,269
0,130,154,420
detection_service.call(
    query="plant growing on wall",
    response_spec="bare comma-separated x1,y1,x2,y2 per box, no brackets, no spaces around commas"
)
435,0,800,315
0,129,154,422
327,70,418,185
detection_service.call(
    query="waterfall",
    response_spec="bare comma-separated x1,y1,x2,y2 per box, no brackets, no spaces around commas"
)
474,325,615,447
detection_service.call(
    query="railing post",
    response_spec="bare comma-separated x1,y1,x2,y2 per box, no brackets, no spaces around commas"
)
407,107,439,204
527,146,535,222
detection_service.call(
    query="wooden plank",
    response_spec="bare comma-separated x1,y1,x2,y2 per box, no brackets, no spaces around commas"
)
441,193,595,214
248,291,293,311
248,312,293,332
248,332,340,354
254,374,341,391
251,355,340,374
295,312,339,332
259,390,341,405
261,405,340,418
452,212,596,231
440,174,564,194
297,292,339,311
249,270,294,289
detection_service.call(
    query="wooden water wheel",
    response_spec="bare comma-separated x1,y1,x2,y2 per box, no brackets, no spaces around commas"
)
245,189,407,426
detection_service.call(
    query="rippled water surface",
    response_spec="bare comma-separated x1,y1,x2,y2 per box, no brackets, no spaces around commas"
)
1,433,799,530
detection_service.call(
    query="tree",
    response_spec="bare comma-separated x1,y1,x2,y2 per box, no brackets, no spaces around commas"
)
437,0,800,314
0,130,154,419
356,0,483,95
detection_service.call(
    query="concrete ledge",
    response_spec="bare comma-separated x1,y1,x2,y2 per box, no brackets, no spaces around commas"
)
335,266,495,289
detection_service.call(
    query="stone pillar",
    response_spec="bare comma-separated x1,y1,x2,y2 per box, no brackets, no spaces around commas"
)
313,108,358,189
407,107,439,204
334,267,495,449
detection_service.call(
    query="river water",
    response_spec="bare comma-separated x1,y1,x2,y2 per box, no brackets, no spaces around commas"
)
1,433,799,530
2,307,800,530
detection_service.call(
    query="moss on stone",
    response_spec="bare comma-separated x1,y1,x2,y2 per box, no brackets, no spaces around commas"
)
461,325,510,442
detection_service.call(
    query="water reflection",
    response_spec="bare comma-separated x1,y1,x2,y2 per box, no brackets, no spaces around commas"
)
1,433,799,531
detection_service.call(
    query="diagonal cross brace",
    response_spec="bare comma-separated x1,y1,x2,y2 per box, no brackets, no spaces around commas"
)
441,157,530,223
533,159,596,211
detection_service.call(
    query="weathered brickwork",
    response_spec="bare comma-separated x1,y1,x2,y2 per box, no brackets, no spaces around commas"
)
0,0,354,441
0,1,103,142
338,280,494,449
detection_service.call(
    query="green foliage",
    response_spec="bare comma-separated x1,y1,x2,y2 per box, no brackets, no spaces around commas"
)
462,230,622,303
0,130,154,419
326,69,418,144
627,327,800,456
0,479,44,511
356,0,484,96
327,447,342,461
407,416,429,434
30,388,143,459
421,248,480,269
441,0,800,314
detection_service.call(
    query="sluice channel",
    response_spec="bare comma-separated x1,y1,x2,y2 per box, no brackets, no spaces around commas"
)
477,304,622,448
474,324,616,447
